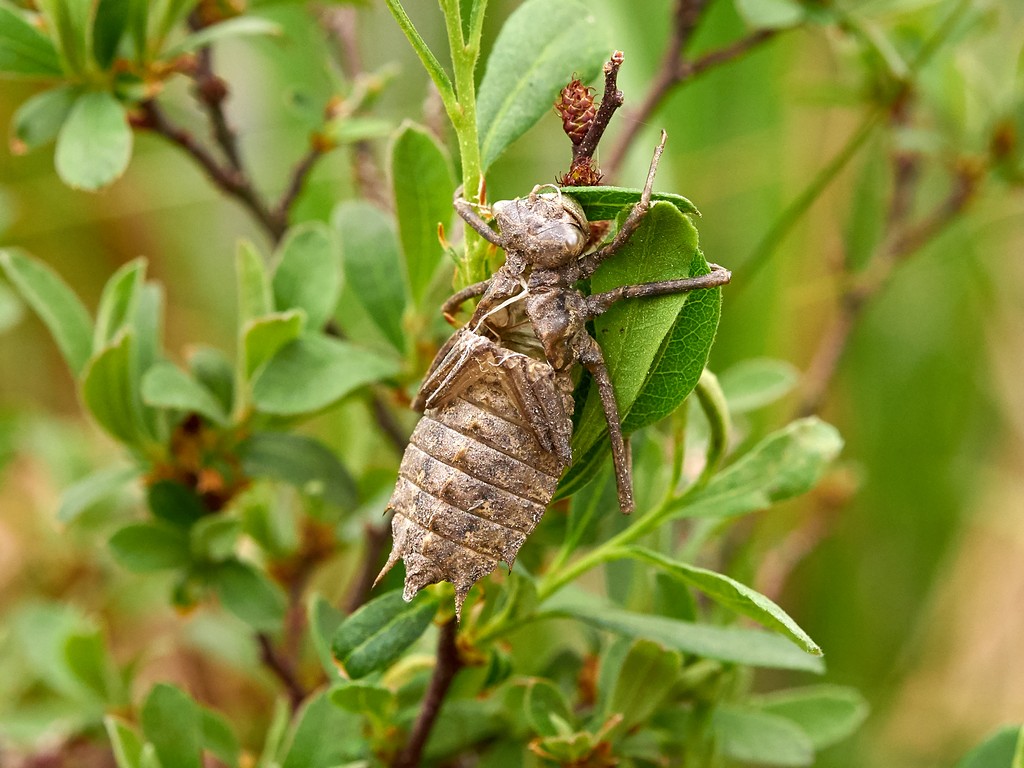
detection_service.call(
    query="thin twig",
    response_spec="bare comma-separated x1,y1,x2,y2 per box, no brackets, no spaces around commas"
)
274,144,327,223
572,51,625,166
605,0,779,178
188,13,244,171
392,619,463,768
139,100,285,240
257,632,307,711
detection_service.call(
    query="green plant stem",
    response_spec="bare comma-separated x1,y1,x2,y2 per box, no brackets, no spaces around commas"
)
693,369,730,489
383,0,457,114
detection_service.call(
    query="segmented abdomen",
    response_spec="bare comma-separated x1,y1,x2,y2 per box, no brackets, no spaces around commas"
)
380,358,571,617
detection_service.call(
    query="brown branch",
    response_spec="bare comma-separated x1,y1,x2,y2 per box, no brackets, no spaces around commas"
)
257,632,307,711
605,0,780,179
392,619,463,768
188,13,244,172
138,100,286,241
572,50,625,166
274,144,327,223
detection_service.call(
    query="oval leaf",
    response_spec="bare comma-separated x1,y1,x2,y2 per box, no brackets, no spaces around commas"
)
622,548,821,655
210,559,286,631
718,357,800,414
140,684,203,768
331,589,439,679
81,331,153,446
109,522,191,572
606,639,682,731
524,678,575,737
141,361,228,425
272,222,342,331
955,726,1024,768
147,480,208,529
94,258,146,349
0,248,93,376
713,705,815,767
164,16,281,57
242,309,306,379
58,465,138,524
390,121,455,306
238,432,358,509
476,0,610,169
10,85,78,153
55,91,133,191
562,186,699,220
250,335,400,416
754,685,869,750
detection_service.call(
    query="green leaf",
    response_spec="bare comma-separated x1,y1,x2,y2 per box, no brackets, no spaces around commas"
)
64,629,124,704
55,91,133,190
58,464,138,524
238,432,358,509
109,522,191,571
188,345,235,415
755,685,869,750
0,2,63,76
209,559,286,631
621,248,722,434
476,0,609,169
0,248,93,376
718,358,799,414
523,680,575,738
621,548,821,655
331,589,439,679
125,0,147,61
734,0,806,29
237,240,273,326
956,726,1024,768
36,0,96,73
93,0,130,68
10,85,78,153
105,716,144,768
280,690,361,768
669,417,843,520
201,707,240,768
713,706,815,767
329,680,396,720
250,335,400,416
242,309,306,379
333,201,406,352
142,361,228,424
94,258,146,349
141,683,203,768
606,639,682,732
549,601,825,672
81,331,152,446
272,222,342,331
322,115,394,145
390,121,455,306
147,480,207,528
309,595,344,681
164,16,281,56
0,281,23,333
562,186,700,220
150,0,198,47
190,515,241,562
572,203,703,458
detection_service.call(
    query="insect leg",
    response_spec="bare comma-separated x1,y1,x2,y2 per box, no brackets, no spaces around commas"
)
415,330,489,411
578,131,667,279
454,186,505,247
577,335,635,515
442,280,491,323
498,356,573,463
585,264,732,318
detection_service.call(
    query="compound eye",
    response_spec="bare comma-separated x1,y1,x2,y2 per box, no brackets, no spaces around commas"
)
564,225,585,253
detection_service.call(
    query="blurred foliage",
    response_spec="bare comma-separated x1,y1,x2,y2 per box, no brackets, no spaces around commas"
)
1,0,1023,767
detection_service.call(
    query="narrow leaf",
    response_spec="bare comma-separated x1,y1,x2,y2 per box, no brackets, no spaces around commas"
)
36,0,95,74
141,361,228,424
105,716,144,768
0,2,63,76
331,590,438,679
390,121,455,306
58,465,138,524
0,248,93,376
109,522,191,571
201,707,241,768
272,222,342,331
622,548,821,655
754,685,869,750
10,85,78,153
238,432,358,509
140,683,203,768
94,258,146,349
476,0,609,169
93,0,130,68
81,331,152,446
164,16,281,56
734,0,806,29
242,309,306,379
309,595,344,681
548,600,824,672
956,726,1024,768
333,201,406,352
188,345,235,415
280,691,361,768
236,240,273,326
250,335,400,416
55,91,133,190
606,639,682,731
524,679,575,737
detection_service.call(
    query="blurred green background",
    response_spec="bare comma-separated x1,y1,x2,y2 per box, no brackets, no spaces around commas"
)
1,0,1023,766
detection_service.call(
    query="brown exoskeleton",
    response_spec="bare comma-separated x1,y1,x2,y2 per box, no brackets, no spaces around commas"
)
377,133,731,617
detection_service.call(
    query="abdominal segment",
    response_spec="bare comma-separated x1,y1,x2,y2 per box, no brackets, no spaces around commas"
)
378,339,572,618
